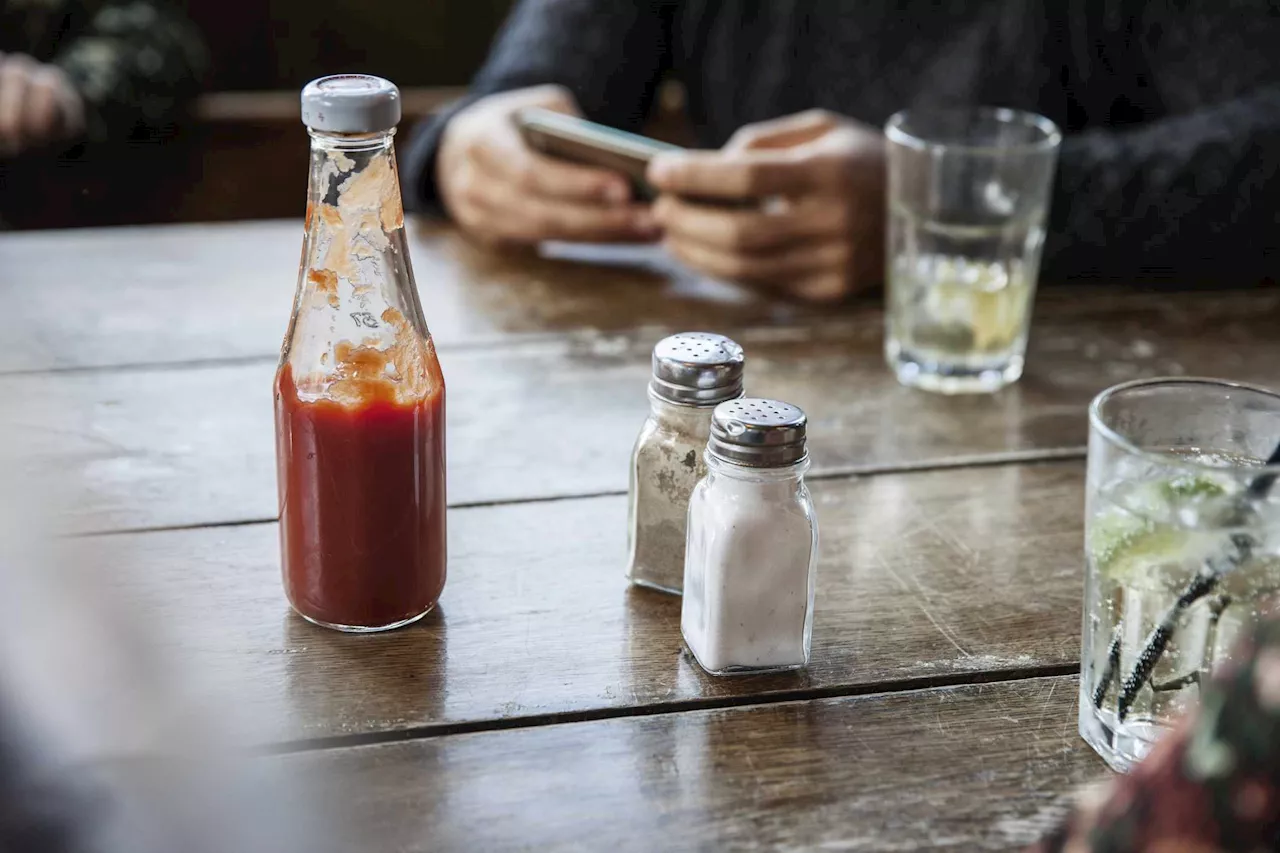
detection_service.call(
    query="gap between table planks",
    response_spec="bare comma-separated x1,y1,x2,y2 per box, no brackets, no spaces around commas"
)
8,299,1276,534
277,675,1102,852
90,460,1087,747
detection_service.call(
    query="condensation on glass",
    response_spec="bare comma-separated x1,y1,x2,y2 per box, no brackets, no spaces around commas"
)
1080,378,1280,771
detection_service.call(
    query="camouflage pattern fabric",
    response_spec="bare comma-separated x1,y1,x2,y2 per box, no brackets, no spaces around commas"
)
1032,616,1280,852
0,0,206,142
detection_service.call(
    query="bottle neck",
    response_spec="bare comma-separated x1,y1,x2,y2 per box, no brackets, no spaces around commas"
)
308,128,396,154
305,129,399,213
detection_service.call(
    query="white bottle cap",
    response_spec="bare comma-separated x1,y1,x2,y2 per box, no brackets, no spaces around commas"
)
301,74,402,133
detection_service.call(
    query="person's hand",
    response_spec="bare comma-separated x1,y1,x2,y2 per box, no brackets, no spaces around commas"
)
436,84,658,247
648,109,885,302
0,53,85,157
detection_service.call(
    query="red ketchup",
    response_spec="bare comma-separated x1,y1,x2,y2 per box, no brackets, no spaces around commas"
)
275,362,446,630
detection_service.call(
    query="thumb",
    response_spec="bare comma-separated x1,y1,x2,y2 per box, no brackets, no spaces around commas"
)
495,84,583,121
726,109,841,152
528,84,582,117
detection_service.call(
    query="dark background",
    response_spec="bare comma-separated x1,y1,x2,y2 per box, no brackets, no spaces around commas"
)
5,0,524,230
189,0,516,90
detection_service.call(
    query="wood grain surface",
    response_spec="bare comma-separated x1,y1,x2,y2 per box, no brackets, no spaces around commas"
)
1,219,1276,373
8,302,1275,531
94,461,1084,744
292,675,1101,852
7,221,1265,846
0,220,824,372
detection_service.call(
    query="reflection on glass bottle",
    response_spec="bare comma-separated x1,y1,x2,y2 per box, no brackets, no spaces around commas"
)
275,75,447,633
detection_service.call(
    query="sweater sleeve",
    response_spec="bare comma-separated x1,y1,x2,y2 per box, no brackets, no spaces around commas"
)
1043,85,1280,282
401,0,675,214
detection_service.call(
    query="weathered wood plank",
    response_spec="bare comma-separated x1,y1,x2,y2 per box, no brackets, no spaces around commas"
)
6,298,1275,531
0,220,824,372
96,462,1085,744
1,219,1275,374
294,676,1101,852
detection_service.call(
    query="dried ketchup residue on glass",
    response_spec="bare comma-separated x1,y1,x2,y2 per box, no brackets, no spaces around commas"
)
274,352,446,629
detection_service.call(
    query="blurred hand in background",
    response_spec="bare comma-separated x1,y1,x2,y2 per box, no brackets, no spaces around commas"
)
436,84,659,247
0,0,205,149
648,110,885,303
0,52,85,157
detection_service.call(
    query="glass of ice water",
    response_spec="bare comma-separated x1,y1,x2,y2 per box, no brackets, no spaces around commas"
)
1081,378,1280,771
884,108,1061,393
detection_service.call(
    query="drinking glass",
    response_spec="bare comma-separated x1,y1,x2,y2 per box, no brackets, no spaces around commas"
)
884,107,1061,394
1080,378,1280,771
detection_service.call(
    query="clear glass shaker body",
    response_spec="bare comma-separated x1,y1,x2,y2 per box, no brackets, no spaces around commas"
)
682,454,818,674
627,391,721,594
274,119,447,632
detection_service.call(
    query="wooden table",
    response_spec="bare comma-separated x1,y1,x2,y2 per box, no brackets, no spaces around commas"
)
2,219,1276,849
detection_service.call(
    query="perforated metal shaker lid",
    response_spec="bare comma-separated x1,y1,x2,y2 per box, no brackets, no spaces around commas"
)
301,74,402,133
650,332,745,406
709,398,808,468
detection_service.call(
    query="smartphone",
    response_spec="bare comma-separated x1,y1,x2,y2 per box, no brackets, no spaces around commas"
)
516,107,683,200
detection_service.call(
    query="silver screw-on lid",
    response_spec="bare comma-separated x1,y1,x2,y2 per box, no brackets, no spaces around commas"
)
650,332,745,406
301,74,402,133
709,398,808,468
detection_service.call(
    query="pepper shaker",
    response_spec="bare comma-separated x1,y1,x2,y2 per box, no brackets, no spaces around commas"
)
627,333,745,594
682,399,818,674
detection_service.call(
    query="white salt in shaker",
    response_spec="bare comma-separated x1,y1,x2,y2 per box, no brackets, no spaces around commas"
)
681,399,818,674
627,333,745,594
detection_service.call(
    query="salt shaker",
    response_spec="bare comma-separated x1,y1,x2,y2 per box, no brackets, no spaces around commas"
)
681,399,818,674
627,333,745,594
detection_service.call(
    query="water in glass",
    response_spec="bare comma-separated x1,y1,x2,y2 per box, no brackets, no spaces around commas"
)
886,206,1042,393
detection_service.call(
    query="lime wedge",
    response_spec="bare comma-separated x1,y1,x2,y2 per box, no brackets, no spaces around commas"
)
1160,473,1227,502
1091,472,1246,591
1111,474,1228,526
1096,527,1201,588
1089,510,1155,573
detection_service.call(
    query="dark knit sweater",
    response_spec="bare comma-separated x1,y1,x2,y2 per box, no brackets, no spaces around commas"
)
404,0,1280,281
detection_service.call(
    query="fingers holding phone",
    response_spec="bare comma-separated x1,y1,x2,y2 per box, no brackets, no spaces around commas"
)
653,194,857,300
648,109,886,302
436,95,885,301
436,85,659,247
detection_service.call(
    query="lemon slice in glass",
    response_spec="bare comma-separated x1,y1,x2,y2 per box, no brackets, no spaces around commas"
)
925,258,1028,352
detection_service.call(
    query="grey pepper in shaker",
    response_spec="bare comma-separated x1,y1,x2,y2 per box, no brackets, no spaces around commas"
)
628,332,746,595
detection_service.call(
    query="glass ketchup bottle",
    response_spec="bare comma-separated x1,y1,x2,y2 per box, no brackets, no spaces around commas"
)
275,75,446,632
